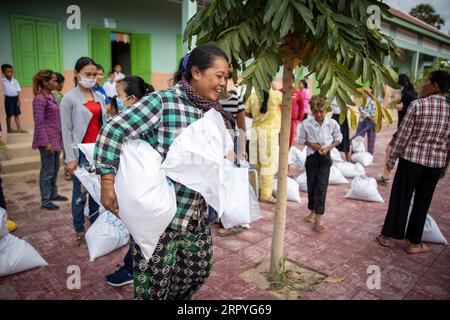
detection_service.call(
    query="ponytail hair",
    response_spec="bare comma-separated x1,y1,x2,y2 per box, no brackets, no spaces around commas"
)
32,69,54,96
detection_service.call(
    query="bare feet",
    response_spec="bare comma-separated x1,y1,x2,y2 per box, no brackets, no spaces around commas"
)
313,223,325,233
304,213,316,223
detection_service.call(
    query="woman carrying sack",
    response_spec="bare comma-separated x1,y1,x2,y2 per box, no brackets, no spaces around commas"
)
94,44,234,300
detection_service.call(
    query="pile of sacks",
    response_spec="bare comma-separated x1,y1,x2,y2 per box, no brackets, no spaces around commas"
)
0,208,48,277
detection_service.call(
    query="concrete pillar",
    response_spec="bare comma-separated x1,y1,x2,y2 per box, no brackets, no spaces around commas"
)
182,0,197,54
411,51,420,80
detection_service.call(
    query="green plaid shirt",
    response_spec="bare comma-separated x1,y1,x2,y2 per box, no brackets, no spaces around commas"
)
93,85,207,232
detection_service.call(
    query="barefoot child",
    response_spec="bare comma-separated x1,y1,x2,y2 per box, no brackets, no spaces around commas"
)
299,96,342,232
1,64,26,133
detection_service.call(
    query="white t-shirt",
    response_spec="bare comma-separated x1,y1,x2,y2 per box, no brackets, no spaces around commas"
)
114,72,125,81
1,76,21,97
299,117,343,156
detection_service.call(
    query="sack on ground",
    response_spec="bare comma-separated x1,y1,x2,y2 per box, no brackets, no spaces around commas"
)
295,173,308,192
85,210,130,261
162,109,234,215
115,139,177,261
351,136,365,153
351,152,373,167
329,165,349,185
334,162,366,178
273,177,301,203
345,176,384,203
221,163,251,228
0,233,48,277
249,184,262,223
330,148,344,162
0,208,8,238
288,147,306,168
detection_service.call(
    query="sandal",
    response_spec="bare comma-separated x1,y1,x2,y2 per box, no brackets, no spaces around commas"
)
261,196,277,204
376,234,391,247
376,176,389,186
405,243,430,254
217,227,242,237
304,213,316,223
76,233,87,248
313,223,325,233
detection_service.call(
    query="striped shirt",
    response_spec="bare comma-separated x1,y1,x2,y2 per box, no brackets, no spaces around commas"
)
389,95,450,169
32,92,62,151
219,93,244,118
93,85,207,232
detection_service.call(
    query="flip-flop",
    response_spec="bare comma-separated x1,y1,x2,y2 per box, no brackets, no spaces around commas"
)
376,234,391,247
304,214,315,223
376,176,389,186
313,223,325,233
405,243,430,254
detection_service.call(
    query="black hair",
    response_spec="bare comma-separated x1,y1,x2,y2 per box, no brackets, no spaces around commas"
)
398,74,416,95
55,72,65,84
260,91,270,114
173,44,228,83
96,64,104,72
74,56,96,85
118,76,155,99
1,64,13,73
300,79,308,89
428,70,450,93
108,71,114,76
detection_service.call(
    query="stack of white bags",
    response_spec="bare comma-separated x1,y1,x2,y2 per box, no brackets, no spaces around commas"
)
0,208,48,277
351,136,373,167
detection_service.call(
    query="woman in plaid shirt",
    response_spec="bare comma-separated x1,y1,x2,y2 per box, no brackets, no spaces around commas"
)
94,45,234,300
378,70,450,254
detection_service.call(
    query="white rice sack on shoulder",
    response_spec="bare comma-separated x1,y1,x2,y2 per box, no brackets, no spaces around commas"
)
345,176,384,203
334,162,365,178
295,173,308,192
351,152,373,167
0,233,48,277
273,177,301,203
351,136,365,153
330,148,344,162
329,165,349,185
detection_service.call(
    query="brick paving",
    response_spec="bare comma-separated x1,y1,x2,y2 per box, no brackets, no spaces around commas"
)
0,122,449,300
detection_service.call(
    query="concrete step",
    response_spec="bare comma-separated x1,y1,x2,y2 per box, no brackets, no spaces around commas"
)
7,132,33,145
0,155,41,174
2,143,37,160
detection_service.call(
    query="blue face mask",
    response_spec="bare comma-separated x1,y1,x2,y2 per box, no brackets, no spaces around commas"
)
116,96,131,112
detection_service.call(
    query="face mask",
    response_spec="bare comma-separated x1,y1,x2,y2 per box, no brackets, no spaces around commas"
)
116,96,131,112
79,76,96,88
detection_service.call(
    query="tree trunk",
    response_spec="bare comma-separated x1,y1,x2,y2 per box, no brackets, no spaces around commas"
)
270,51,294,275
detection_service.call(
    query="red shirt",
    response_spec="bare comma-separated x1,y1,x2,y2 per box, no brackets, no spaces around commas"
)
82,100,102,143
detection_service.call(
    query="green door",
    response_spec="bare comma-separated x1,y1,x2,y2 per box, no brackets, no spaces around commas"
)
131,33,151,83
36,21,61,73
11,17,38,86
90,28,111,71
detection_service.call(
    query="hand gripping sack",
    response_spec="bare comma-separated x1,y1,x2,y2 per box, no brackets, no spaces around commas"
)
345,176,384,203
329,165,349,185
351,136,365,153
220,163,251,228
334,162,366,178
295,173,308,192
351,151,373,167
330,148,344,162
85,210,130,261
0,233,48,277
115,139,177,261
406,193,448,245
162,109,234,215
273,177,301,203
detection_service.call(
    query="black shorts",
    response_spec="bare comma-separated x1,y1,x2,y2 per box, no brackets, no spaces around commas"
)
4,96,21,117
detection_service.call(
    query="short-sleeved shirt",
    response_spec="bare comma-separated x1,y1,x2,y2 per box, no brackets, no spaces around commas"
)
2,76,21,97
219,93,244,119
83,100,102,143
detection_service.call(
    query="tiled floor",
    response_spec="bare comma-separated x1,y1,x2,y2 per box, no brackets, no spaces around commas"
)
1,122,449,300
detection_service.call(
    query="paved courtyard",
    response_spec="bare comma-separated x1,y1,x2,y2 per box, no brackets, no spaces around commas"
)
0,122,449,300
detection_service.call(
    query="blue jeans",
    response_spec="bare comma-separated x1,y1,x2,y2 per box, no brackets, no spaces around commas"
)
71,152,99,233
39,148,60,206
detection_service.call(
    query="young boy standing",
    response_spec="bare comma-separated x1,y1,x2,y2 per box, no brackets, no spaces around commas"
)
1,64,26,133
299,96,343,232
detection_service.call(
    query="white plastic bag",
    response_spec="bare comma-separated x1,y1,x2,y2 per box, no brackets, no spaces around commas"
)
78,143,96,165
351,152,374,167
221,163,251,228
406,193,448,245
85,210,130,261
351,136,365,153
74,167,102,206
334,162,366,178
330,148,344,162
295,173,308,192
329,165,349,184
162,109,233,215
249,185,262,223
288,146,306,168
273,177,301,203
345,176,384,203
115,139,177,261
0,233,48,277
0,208,8,238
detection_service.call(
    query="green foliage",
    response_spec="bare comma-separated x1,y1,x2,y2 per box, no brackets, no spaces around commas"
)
409,4,445,30
184,0,400,114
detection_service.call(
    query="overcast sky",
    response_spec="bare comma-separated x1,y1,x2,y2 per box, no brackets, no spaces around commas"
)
383,0,450,34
